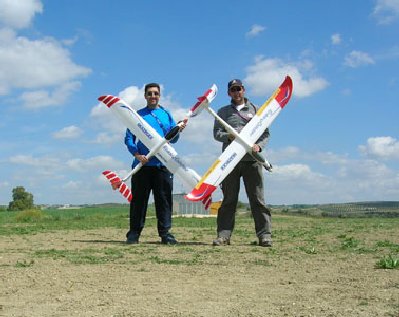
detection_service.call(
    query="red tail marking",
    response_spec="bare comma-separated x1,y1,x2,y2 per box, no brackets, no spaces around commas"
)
98,95,120,108
185,182,216,203
203,88,213,98
102,170,132,202
275,76,293,109
202,195,212,210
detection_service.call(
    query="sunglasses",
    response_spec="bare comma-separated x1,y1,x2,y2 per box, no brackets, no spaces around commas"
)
230,86,242,92
146,91,160,97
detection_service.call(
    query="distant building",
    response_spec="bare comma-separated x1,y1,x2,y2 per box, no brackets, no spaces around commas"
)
173,193,216,216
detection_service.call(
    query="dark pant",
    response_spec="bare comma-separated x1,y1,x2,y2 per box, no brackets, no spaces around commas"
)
217,161,272,239
126,166,173,239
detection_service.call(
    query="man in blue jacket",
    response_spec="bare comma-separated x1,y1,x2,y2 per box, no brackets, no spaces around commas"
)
124,83,185,245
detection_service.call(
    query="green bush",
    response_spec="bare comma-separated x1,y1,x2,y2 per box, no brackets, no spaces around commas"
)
15,209,45,222
375,255,399,269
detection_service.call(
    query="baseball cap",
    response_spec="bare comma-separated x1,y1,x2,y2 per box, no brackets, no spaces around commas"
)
227,79,243,90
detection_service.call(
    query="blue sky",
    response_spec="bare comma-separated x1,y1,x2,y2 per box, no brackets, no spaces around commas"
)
0,0,398,206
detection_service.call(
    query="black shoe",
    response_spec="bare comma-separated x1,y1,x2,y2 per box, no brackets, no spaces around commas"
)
259,237,272,247
161,233,178,245
126,234,139,245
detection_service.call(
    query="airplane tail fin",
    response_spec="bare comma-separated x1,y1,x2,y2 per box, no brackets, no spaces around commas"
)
202,195,212,210
185,182,217,210
102,170,132,202
275,76,293,109
188,84,218,117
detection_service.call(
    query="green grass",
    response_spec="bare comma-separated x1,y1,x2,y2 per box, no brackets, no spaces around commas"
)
0,207,130,235
376,254,399,269
1,207,398,269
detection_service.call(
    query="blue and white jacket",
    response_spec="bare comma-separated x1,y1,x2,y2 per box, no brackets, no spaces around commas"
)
125,106,178,168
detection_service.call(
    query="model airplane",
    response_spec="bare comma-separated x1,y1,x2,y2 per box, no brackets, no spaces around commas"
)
99,85,218,208
185,76,293,203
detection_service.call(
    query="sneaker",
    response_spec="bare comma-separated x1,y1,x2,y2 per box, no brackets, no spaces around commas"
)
212,236,230,246
161,233,178,245
259,237,272,247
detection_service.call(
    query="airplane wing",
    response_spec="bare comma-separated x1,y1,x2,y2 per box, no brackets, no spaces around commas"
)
185,76,293,202
99,86,217,208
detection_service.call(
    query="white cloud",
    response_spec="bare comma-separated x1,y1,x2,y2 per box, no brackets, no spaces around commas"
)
119,85,146,106
9,154,59,168
0,1,91,108
52,125,83,139
0,34,91,95
62,180,81,190
244,56,329,98
66,156,121,172
359,136,399,159
21,81,82,108
0,0,43,29
331,33,341,45
245,24,266,38
373,0,399,24
344,50,375,68
8,154,125,175
265,145,399,204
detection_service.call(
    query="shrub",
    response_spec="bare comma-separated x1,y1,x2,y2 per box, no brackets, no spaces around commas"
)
15,209,45,222
376,255,399,269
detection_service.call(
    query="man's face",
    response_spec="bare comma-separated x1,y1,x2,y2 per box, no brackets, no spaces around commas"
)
228,85,245,104
145,87,160,107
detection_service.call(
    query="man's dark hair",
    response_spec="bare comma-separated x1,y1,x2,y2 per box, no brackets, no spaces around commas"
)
144,83,160,93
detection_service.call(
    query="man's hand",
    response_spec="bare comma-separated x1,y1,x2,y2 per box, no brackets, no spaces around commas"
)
178,118,188,132
252,144,261,153
134,153,149,165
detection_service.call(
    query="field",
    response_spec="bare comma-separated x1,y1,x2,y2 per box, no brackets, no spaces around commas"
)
1,207,398,317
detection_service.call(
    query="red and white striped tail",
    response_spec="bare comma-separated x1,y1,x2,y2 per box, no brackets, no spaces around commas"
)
98,95,121,108
102,170,132,202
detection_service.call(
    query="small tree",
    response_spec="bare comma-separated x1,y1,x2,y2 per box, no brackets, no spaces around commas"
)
8,186,34,211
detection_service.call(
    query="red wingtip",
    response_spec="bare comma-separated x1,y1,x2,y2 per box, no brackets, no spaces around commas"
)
98,95,120,108
275,76,293,109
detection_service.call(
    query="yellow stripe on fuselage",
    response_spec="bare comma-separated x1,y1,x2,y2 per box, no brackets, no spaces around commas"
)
256,87,280,117
195,159,221,189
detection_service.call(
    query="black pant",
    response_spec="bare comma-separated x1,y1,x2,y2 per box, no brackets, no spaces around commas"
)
126,166,173,239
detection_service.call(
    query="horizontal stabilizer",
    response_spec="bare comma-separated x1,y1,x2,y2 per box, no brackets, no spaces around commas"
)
188,84,218,117
185,182,217,204
275,76,293,109
102,170,132,202
98,95,120,108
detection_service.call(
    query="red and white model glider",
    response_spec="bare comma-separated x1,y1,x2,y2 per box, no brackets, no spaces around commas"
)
99,85,218,208
185,76,293,203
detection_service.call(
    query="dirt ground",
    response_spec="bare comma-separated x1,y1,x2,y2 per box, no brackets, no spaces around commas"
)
1,224,398,317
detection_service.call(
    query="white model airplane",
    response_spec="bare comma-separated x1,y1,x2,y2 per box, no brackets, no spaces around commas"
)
185,76,293,203
99,85,218,208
